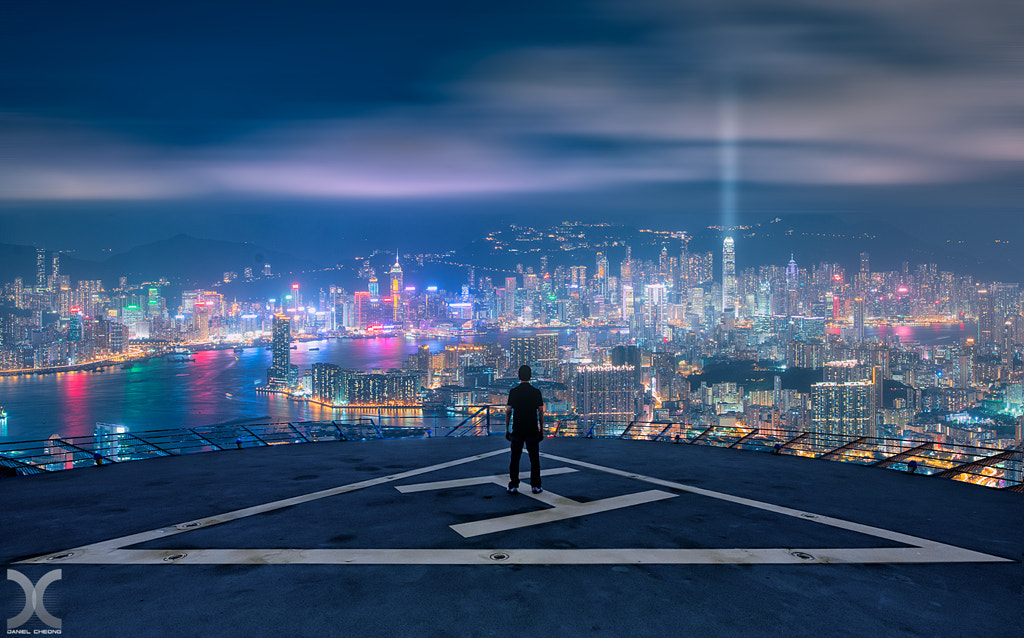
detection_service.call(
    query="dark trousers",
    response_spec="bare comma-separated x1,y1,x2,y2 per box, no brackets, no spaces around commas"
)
508,436,541,488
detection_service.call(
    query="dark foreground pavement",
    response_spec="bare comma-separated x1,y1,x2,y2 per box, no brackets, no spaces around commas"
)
1,436,1020,637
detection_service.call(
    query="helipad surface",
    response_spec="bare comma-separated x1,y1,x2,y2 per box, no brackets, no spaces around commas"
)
1,437,1019,637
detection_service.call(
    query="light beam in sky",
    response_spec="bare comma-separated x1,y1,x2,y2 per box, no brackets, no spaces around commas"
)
718,87,739,231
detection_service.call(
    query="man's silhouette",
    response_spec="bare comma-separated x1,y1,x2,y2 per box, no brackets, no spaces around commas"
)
505,365,545,494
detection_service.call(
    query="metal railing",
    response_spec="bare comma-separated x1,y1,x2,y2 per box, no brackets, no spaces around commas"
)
1,407,1020,492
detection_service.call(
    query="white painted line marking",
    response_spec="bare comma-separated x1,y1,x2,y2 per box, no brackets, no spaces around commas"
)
32,546,1009,565
397,467,576,493
450,490,676,538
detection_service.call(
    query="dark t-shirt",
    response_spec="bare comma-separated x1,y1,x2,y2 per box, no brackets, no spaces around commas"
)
507,382,544,441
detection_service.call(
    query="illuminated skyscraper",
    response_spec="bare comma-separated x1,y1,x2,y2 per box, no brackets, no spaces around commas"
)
354,292,370,329
268,314,291,387
35,248,46,290
596,252,609,300
621,285,634,321
722,237,737,317
811,381,875,439
389,254,404,323
49,252,60,292
786,254,799,315
574,364,638,426
644,283,666,334
678,233,690,289
504,276,517,319
977,287,995,347
509,333,559,374
620,246,632,287
311,362,341,404
854,297,866,343
570,266,587,290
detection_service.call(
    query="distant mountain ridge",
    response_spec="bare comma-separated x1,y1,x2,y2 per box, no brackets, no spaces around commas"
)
0,235,319,289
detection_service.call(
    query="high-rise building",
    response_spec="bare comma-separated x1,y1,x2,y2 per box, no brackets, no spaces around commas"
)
621,285,634,321
509,333,559,374
346,372,420,405
854,297,866,343
610,344,643,390
574,364,638,426
722,237,737,317
674,237,688,287
596,252,609,300
49,252,60,292
620,246,632,287
977,287,995,348
35,248,46,290
785,254,800,316
311,362,341,404
267,314,291,387
389,254,404,323
354,292,370,329
504,277,517,320
811,381,875,439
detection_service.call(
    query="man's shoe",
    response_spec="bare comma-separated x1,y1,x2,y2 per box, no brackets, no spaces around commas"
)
507,486,518,494
531,487,543,494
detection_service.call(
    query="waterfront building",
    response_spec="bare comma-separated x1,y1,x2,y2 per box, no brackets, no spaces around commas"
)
389,255,404,323
347,372,420,405
268,314,291,387
311,363,342,404
353,292,371,329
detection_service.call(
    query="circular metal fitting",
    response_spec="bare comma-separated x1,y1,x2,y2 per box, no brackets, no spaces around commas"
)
790,551,815,561
489,552,510,561
163,553,188,562
47,552,75,561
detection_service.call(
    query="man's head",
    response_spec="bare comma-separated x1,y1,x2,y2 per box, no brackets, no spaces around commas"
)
518,365,532,382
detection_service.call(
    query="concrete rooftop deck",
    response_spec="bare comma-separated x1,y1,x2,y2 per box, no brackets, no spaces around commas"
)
1,436,1020,637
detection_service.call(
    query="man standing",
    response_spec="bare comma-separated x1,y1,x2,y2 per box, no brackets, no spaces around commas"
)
505,365,545,494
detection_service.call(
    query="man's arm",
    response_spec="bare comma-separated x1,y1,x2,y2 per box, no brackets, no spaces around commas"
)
537,404,545,432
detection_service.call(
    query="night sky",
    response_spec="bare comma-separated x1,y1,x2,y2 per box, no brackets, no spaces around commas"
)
1,0,1021,254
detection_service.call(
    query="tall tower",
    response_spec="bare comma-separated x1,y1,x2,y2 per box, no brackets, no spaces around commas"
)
620,246,632,287
679,233,690,290
35,248,46,290
595,252,609,300
722,237,737,317
268,314,292,387
786,254,799,316
49,252,60,292
977,287,995,348
389,252,404,323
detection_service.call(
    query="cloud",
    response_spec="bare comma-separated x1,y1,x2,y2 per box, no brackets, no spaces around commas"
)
0,0,1020,202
